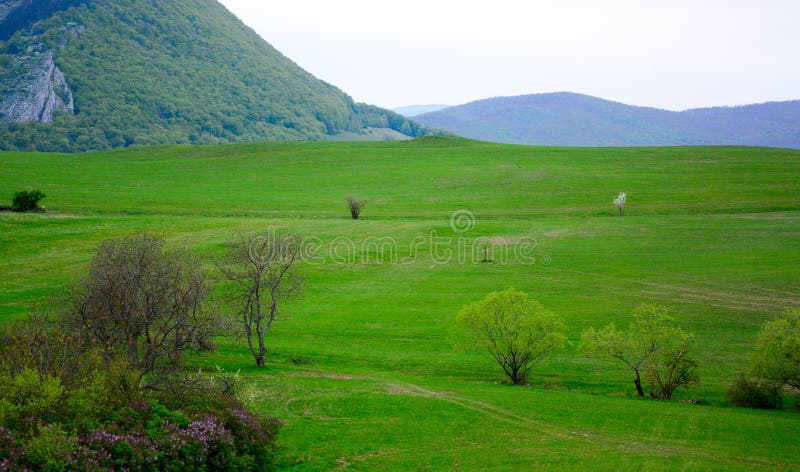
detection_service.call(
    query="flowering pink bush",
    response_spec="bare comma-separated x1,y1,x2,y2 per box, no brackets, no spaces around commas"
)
0,394,280,471
0,427,23,472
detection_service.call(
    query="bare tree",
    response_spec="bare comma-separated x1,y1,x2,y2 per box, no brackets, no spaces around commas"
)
346,195,368,220
218,230,303,367
65,233,218,374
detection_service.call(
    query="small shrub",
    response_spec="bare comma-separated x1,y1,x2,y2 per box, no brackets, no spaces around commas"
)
346,195,368,220
727,375,783,409
290,356,312,365
613,192,627,216
11,189,45,212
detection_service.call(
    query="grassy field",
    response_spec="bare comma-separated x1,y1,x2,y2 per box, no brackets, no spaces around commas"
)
1,138,799,469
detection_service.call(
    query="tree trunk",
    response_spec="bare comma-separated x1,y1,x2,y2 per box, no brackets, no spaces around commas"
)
128,335,138,370
634,372,644,397
256,355,265,368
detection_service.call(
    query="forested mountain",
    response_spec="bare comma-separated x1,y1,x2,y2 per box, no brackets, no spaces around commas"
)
414,93,800,148
0,0,436,151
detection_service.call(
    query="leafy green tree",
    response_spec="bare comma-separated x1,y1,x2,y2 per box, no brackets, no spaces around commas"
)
750,310,800,390
581,304,694,398
455,288,566,385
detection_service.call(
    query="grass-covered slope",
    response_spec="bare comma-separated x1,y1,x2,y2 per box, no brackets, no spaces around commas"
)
1,139,800,469
0,0,434,151
414,92,800,148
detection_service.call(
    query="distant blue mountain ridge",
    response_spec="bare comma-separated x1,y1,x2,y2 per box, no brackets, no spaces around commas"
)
393,104,452,117
411,92,800,148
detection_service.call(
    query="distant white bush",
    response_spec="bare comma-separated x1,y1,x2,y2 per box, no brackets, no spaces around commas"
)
614,192,627,216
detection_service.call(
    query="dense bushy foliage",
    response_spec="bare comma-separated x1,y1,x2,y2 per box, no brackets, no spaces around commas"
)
0,0,89,41
726,375,783,410
0,372,280,471
0,233,281,470
10,189,45,212
0,0,438,151
749,310,800,390
0,339,280,471
724,310,800,410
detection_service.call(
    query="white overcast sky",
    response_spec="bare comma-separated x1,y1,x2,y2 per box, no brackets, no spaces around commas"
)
217,0,800,111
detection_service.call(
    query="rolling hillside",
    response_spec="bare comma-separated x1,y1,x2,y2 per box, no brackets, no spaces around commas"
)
414,92,800,148
2,139,799,468
0,0,436,151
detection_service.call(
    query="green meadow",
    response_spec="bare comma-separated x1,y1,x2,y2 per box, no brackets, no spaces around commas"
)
1,138,799,469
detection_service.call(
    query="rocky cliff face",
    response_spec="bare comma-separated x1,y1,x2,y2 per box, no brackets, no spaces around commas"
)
0,0,84,124
0,46,75,123
0,3,83,125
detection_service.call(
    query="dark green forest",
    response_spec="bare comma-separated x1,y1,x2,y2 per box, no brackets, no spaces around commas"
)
0,0,435,151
